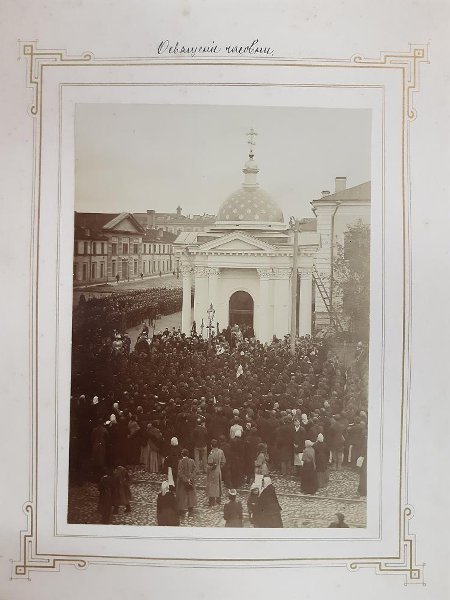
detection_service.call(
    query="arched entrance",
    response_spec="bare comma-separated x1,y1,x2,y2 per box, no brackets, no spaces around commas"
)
229,291,254,330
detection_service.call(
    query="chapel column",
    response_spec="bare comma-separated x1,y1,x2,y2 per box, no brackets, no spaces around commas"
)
193,266,209,336
181,264,192,335
257,267,273,344
273,267,291,339
298,268,313,336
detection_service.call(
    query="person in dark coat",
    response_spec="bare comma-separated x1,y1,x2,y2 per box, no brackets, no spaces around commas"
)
246,483,260,525
98,472,114,524
91,419,108,481
301,440,318,494
156,481,180,526
253,477,283,528
112,465,132,514
127,415,142,465
328,512,349,528
223,489,243,527
277,417,294,476
328,415,347,470
314,433,330,488
229,429,245,489
165,436,181,485
292,418,306,479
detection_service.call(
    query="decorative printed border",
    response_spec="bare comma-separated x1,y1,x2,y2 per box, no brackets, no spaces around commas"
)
11,41,428,583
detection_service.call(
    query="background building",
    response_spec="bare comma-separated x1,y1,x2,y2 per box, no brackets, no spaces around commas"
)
311,178,371,329
141,229,176,276
74,212,145,285
73,212,178,286
134,207,215,235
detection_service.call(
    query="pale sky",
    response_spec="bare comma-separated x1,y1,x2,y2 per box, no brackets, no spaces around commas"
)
75,104,371,219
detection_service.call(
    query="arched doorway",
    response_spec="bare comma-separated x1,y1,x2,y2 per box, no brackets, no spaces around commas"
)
229,291,254,330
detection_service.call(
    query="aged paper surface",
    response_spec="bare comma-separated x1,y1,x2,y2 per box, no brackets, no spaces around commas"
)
0,1,449,598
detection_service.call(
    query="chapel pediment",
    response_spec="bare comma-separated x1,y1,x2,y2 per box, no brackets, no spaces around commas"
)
196,231,277,253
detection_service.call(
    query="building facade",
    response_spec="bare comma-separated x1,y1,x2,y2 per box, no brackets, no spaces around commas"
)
73,212,176,286
173,136,371,340
141,230,176,276
173,147,321,343
311,178,371,328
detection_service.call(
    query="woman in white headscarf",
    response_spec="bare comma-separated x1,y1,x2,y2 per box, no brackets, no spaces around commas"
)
164,437,181,486
156,481,179,526
314,433,330,488
301,440,318,495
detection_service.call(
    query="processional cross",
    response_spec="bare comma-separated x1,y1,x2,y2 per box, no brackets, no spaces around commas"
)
247,128,258,154
206,303,216,339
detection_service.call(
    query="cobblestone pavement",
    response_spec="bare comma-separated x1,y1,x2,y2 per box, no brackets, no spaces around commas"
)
68,467,366,529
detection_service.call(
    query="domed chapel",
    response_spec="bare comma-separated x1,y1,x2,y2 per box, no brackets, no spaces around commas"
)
173,129,321,344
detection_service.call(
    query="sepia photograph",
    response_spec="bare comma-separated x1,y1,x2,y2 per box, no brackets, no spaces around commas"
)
68,103,371,529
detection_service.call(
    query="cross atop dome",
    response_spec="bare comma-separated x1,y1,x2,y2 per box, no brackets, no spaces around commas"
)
246,128,258,158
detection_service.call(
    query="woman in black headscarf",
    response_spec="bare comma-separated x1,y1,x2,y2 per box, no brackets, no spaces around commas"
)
253,477,283,528
301,439,318,494
156,481,180,526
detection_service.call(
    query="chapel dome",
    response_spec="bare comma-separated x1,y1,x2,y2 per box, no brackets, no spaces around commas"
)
216,186,284,223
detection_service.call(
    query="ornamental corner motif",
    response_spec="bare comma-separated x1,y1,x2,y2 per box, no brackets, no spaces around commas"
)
11,503,88,579
348,506,424,585
19,41,94,117
351,44,429,120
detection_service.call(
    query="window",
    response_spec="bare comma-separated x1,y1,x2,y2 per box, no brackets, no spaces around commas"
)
112,243,117,255
153,244,156,253
133,243,138,255
101,242,105,255
91,263,96,279
112,261,116,277
84,241,89,255
100,263,104,278
123,243,129,254
92,242,97,255
82,263,88,280
134,260,138,275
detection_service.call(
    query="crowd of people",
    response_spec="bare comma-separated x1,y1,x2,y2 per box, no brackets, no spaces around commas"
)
69,311,368,527
73,287,182,347
71,287,183,396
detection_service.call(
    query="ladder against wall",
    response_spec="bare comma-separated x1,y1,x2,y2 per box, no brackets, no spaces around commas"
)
312,265,344,333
